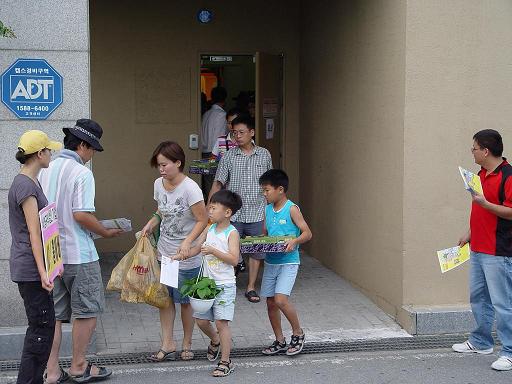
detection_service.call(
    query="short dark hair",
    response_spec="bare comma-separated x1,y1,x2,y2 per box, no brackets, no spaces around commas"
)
64,132,91,151
231,114,255,131
259,169,289,192
210,189,242,215
150,141,185,172
211,86,227,104
226,107,242,119
473,129,503,157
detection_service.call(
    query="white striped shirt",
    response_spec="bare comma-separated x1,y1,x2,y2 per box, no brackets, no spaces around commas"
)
38,149,98,264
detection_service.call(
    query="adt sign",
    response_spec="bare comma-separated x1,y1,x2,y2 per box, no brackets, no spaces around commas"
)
1,59,63,120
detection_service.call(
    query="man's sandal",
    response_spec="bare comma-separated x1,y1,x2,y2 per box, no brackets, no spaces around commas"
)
212,359,234,377
69,362,112,383
207,340,221,362
286,331,305,356
148,349,176,362
262,339,287,355
180,349,195,361
43,367,69,384
244,290,260,303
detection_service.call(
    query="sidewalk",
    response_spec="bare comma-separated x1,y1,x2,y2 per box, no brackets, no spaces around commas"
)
97,253,409,355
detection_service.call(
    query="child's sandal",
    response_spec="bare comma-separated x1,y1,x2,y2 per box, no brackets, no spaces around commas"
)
212,359,234,377
286,331,305,356
207,340,221,362
262,339,287,355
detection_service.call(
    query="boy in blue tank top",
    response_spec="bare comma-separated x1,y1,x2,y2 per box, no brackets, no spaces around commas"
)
259,169,313,356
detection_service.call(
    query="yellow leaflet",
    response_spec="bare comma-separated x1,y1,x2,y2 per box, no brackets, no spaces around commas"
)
437,243,470,273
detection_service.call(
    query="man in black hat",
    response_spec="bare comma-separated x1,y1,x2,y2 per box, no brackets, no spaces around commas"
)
39,119,122,383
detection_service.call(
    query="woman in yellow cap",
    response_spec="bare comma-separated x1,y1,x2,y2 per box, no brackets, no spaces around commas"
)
8,130,63,384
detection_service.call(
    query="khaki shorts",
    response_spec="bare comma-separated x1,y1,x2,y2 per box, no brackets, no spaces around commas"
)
53,261,105,321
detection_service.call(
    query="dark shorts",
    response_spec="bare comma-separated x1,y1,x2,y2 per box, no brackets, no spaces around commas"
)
53,261,105,321
232,221,266,260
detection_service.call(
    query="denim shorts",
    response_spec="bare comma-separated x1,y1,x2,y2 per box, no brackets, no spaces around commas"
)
166,266,201,304
260,263,299,297
193,283,236,321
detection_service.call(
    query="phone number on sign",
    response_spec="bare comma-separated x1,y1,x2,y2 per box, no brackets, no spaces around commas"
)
16,105,50,112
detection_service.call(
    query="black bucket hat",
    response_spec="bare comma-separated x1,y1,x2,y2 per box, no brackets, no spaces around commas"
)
63,119,104,152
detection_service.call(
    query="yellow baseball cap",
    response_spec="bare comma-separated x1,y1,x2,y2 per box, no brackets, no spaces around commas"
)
17,130,62,154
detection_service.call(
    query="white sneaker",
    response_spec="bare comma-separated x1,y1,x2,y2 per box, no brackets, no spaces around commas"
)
452,340,493,354
491,356,512,371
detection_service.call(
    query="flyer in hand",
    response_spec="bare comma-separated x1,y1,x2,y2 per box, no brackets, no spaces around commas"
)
458,166,483,195
436,243,470,273
39,202,64,282
92,218,132,239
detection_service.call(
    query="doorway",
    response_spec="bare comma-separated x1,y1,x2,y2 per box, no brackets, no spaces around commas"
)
199,53,284,168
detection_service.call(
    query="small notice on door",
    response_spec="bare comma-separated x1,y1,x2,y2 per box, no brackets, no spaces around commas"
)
265,119,274,139
263,98,279,118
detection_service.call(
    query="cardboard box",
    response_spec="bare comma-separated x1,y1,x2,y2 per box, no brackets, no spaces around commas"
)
189,159,219,175
240,235,295,253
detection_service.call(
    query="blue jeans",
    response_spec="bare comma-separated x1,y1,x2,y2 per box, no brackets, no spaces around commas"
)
469,252,512,357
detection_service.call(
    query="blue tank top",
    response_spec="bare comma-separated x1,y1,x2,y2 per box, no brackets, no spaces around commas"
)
265,200,301,264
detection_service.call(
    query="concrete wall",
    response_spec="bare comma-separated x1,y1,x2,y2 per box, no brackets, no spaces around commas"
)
402,0,512,311
89,0,300,253
0,0,90,326
300,0,512,331
299,0,407,317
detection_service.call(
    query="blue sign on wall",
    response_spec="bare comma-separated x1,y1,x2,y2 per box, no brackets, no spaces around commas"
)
1,59,63,120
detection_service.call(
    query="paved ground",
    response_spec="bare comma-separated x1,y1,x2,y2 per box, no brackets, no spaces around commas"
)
96,252,408,356
2,349,511,384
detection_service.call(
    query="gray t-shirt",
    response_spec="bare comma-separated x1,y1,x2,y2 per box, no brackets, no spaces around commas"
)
9,174,48,282
154,176,204,270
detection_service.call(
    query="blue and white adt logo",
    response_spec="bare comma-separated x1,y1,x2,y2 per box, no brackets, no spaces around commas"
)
197,9,213,24
1,59,63,120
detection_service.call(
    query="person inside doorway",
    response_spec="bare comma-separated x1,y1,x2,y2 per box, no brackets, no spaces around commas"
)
208,114,272,303
201,86,228,199
211,108,242,160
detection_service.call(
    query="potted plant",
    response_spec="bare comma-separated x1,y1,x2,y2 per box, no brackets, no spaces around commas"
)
179,260,222,313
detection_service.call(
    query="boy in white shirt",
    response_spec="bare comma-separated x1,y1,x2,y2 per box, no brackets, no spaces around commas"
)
189,190,242,377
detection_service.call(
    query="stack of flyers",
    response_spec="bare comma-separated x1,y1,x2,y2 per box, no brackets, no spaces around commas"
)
92,218,132,239
458,166,483,194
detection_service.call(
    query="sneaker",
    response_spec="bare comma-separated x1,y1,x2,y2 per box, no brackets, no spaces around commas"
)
452,340,493,354
492,356,512,371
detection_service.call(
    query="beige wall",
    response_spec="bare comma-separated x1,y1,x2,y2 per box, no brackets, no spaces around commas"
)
300,0,512,326
300,0,407,316
402,0,512,306
90,0,300,252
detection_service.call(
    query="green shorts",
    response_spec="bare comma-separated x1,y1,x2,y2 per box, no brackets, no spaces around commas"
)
53,261,105,321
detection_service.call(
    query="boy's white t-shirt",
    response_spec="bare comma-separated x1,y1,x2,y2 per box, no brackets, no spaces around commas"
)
154,176,203,270
203,223,237,285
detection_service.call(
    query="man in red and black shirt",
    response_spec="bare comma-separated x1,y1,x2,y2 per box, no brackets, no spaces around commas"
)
452,129,512,371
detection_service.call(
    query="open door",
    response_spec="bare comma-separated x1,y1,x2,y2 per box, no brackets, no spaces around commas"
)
255,52,283,168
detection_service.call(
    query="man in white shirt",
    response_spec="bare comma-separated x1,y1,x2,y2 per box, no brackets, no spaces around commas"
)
201,86,227,197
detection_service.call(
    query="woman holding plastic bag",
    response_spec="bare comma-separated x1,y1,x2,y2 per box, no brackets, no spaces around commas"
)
142,141,208,362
